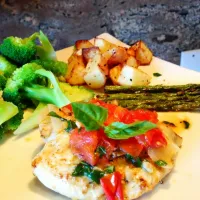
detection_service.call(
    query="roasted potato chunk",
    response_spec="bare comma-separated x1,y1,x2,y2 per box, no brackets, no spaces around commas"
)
82,47,109,75
75,40,93,50
82,47,100,63
66,53,86,85
109,65,122,85
94,38,117,53
131,41,153,65
107,47,128,67
126,56,139,68
127,47,136,57
110,64,151,86
84,54,107,89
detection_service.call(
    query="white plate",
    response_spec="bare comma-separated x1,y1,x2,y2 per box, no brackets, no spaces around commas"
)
1,33,200,200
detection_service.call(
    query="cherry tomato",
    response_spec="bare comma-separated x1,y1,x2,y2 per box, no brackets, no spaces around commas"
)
136,128,167,148
119,137,143,157
100,171,124,200
130,109,158,123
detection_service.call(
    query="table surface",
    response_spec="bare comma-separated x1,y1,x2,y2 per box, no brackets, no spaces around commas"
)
0,0,200,65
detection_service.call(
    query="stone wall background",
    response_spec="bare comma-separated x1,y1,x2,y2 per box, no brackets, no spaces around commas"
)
0,0,199,64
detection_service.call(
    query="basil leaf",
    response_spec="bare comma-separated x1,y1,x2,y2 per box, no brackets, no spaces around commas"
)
96,146,106,158
125,154,142,167
104,166,115,174
155,160,167,167
71,102,108,131
104,120,157,140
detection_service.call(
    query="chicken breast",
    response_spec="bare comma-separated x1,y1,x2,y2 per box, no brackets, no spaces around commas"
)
32,123,182,200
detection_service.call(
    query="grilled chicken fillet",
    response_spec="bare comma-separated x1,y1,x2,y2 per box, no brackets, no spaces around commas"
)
32,110,182,200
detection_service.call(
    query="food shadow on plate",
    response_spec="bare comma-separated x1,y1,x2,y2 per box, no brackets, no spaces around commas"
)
0,133,14,146
13,127,38,140
137,169,175,200
29,178,68,200
31,143,45,159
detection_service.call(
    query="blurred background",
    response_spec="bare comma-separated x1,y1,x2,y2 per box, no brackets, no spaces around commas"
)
0,0,199,65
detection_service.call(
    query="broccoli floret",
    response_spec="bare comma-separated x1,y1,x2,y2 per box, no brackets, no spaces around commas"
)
3,63,43,105
31,59,67,77
0,33,38,65
0,99,20,139
0,31,57,65
36,31,57,60
24,69,70,108
0,107,23,140
14,103,46,135
0,55,17,77
3,108,23,131
59,82,94,102
0,74,6,90
3,64,69,108
0,100,19,126
0,127,5,140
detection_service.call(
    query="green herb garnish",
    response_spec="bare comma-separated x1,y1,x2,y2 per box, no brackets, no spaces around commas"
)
155,160,167,167
72,161,104,184
72,162,116,183
96,146,106,158
48,111,77,131
48,111,61,119
125,154,142,167
104,166,115,174
182,120,190,129
153,72,162,77
163,121,176,127
65,120,77,132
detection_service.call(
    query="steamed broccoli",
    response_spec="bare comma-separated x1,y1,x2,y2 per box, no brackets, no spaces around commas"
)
36,31,57,60
0,74,6,90
31,59,67,77
0,55,17,77
0,31,56,65
0,100,19,126
14,103,46,135
3,64,69,108
3,108,23,131
0,99,19,139
24,69,70,108
3,63,43,105
0,33,38,65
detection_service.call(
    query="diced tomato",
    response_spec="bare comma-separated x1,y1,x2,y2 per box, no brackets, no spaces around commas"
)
136,128,167,148
119,137,143,157
90,99,118,125
98,129,118,157
130,109,158,123
90,99,107,107
113,106,134,124
98,156,110,167
100,171,124,200
146,128,167,148
61,104,73,114
69,128,99,165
